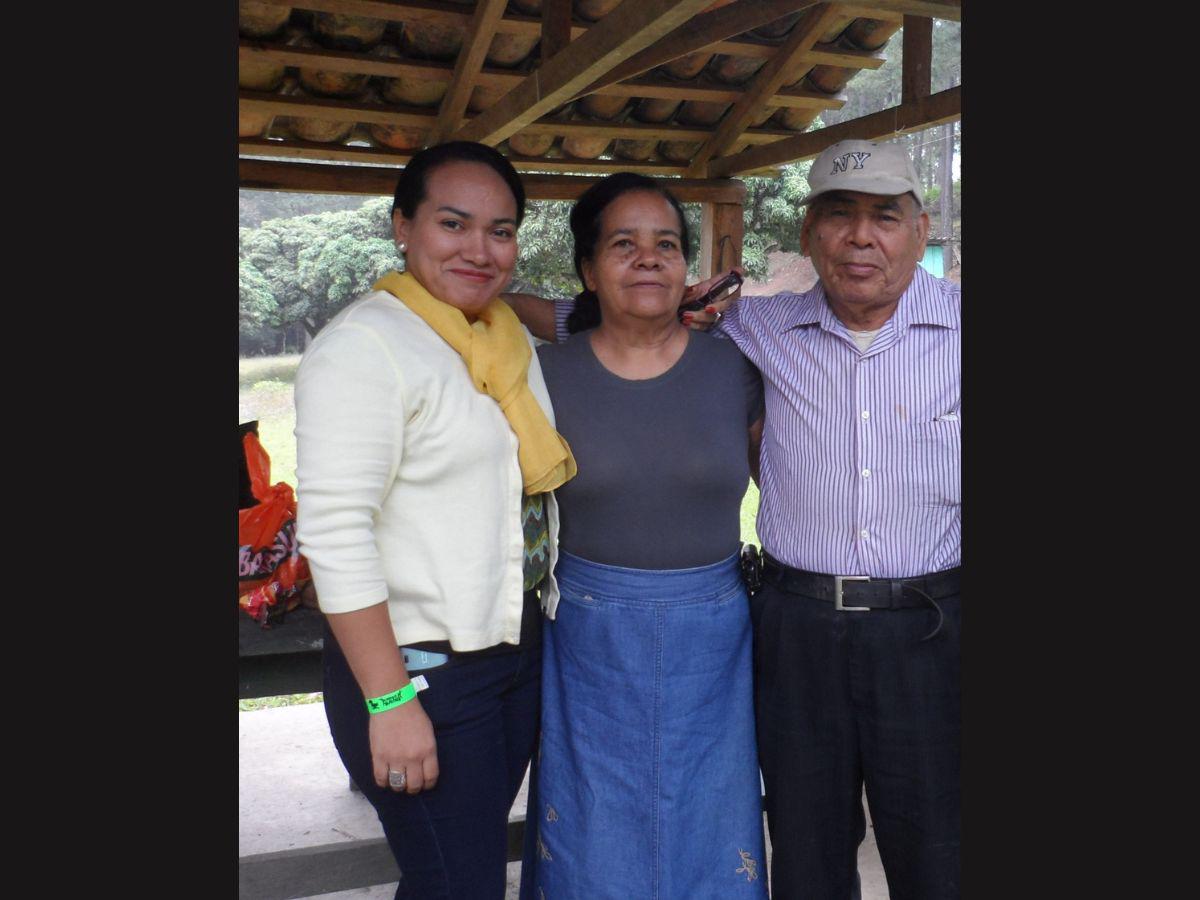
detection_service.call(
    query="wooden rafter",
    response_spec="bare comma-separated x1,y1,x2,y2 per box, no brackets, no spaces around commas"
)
541,0,573,63
239,143,695,178
835,0,961,21
238,36,883,77
264,0,959,30
606,78,846,110
251,0,546,34
801,44,885,70
238,2,958,180
241,90,431,128
901,14,932,102
240,40,869,105
685,3,847,177
241,90,805,144
450,0,715,146
576,0,820,99
427,0,509,145
240,156,747,201
834,5,903,23
240,42,454,81
704,84,960,177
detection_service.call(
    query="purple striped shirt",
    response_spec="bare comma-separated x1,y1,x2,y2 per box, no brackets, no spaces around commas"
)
552,266,959,578
721,265,960,578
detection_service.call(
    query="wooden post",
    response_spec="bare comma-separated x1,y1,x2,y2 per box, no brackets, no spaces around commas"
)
901,15,932,103
700,199,744,280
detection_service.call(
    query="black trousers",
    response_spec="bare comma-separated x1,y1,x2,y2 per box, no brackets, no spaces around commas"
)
322,627,542,900
750,581,961,900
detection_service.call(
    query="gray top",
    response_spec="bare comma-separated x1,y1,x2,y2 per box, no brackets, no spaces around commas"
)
537,329,764,570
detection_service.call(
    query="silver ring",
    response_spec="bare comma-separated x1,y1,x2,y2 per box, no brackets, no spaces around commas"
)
388,769,407,789
714,311,724,323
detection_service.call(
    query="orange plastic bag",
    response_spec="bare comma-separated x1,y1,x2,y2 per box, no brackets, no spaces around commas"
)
238,432,311,627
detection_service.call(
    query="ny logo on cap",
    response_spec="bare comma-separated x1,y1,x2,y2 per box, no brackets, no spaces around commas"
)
830,152,871,174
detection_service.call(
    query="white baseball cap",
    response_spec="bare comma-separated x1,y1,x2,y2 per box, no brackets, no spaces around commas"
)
800,139,923,208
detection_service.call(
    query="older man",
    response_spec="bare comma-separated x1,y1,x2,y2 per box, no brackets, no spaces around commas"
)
507,139,960,899
709,139,961,900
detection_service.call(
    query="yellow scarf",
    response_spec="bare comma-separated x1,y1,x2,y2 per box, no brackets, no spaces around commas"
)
374,271,577,494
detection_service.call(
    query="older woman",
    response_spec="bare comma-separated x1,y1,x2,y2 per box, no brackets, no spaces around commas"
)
294,141,574,900
526,173,768,899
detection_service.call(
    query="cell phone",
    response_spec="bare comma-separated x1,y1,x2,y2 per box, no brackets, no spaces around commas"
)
679,270,743,314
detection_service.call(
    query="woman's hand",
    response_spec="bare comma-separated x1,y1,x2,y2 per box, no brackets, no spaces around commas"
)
370,696,440,794
323,604,440,795
679,267,744,331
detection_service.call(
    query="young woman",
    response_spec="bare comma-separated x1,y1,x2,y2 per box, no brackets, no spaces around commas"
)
294,141,574,900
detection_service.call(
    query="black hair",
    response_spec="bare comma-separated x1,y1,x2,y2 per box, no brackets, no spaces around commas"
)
565,173,691,335
391,141,526,227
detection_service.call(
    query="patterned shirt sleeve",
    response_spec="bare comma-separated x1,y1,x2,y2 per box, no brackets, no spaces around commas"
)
554,297,573,344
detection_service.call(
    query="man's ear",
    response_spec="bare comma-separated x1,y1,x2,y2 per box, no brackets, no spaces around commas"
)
798,212,813,257
914,210,930,258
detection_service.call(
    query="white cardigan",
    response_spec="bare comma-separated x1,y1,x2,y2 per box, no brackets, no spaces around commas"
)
294,289,561,651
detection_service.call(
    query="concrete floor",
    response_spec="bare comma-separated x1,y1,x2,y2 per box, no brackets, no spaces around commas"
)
240,702,889,899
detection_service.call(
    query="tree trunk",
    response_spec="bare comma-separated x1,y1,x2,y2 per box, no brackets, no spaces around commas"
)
909,134,923,191
939,121,954,240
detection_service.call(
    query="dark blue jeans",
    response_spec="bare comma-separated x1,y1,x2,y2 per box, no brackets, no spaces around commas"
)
322,627,541,900
750,582,961,900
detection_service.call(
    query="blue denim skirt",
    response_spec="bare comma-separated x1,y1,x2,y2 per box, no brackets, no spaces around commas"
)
533,551,768,900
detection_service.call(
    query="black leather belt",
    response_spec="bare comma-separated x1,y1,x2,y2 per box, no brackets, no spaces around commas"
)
761,553,960,611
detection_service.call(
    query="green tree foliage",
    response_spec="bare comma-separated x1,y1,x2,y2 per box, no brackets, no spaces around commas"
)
240,191,367,228
737,162,813,278
508,200,578,298
239,258,276,328
239,197,399,349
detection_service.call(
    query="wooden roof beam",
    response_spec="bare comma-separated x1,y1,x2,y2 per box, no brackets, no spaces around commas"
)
239,41,858,108
450,0,715,146
901,14,932,102
427,0,509,145
521,173,746,203
240,156,747,201
238,147,693,179
516,119,798,144
834,0,960,20
264,1,956,39
603,77,846,110
686,3,847,177
704,84,960,177
240,90,433,128
256,0,541,32
239,91,806,143
240,41,454,80
239,35,883,80
268,0,586,38
576,0,820,98
541,0,573,63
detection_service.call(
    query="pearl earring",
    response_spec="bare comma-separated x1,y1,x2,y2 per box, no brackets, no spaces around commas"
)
398,242,407,253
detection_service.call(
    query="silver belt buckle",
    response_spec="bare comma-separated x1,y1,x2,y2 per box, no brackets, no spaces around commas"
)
834,575,871,611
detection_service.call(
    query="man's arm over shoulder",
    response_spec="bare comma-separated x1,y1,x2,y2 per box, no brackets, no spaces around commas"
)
502,292,559,343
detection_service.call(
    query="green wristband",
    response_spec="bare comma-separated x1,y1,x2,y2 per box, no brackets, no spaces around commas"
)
365,681,417,714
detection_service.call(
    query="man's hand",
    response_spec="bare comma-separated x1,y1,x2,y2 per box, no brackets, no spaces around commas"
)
680,267,744,331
